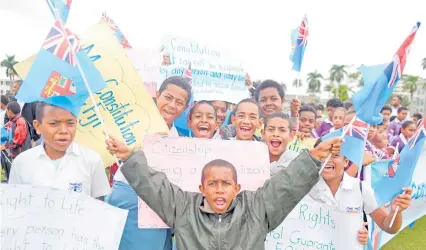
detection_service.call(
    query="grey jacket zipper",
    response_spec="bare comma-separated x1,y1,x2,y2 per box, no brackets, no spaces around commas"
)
218,215,222,250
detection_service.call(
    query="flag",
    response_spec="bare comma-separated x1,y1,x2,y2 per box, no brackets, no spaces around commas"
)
101,12,132,48
352,22,420,125
183,62,192,86
322,118,368,167
290,15,308,72
174,65,195,136
46,0,72,23
16,20,106,116
372,119,426,207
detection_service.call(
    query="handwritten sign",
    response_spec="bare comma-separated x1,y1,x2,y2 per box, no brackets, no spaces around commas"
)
127,48,162,97
159,35,249,104
138,136,270,228
0,184,127,250
14,24,170,167
265,196,363,250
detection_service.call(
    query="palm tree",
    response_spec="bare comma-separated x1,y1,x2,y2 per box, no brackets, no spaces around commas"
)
1,54,18,89
329,64,348,96
306,70,324,97
348,70,364,87
422,58,426,70
402,74,419,101
292,78,302,88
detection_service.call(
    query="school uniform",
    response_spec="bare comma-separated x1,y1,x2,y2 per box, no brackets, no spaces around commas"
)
8,143,111,198
391,134,409,153
107,125,179,250
316,119,333,137
270,150,299,176
388,118,403,137
309,173,379,215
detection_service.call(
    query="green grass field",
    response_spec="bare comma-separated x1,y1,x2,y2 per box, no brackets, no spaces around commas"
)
382,216,426,250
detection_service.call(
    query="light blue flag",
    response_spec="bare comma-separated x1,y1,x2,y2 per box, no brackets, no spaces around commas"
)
46,0,72,23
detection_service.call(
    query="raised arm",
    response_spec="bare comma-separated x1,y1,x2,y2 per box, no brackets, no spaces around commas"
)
249,138,343,231
106,137,188,228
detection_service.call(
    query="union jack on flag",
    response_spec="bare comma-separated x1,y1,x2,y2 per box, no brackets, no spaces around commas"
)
42,20,80,66
408,118,426,148
386,22,420,88
183,63,192,86
345,118,369,141
291,15,309,52
101,12,132,48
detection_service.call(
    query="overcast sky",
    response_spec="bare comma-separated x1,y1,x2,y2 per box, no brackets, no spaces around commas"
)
0,0,425,97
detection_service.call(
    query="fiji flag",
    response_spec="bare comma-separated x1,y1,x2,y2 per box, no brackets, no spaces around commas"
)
290,15,309,72
46,0,72,23
372,119,426,207
352,22,420,125
322,118,369,168
16,20,106,116
174,64,195,137
101,12,132,48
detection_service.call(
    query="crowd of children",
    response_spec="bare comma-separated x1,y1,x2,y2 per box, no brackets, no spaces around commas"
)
2,75,416,250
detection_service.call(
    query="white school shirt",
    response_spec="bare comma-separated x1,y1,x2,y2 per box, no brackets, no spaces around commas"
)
308,173,379,215
8,143,111,198
113,124,180,183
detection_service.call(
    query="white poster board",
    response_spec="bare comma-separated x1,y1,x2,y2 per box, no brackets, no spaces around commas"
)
0,184,128,250
265,196,363,250
138,136,270,228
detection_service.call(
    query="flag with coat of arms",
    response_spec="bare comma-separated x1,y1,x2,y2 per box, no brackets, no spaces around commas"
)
290,15,309,72
352,22,420,125
101,12,132,48
16,19,106,116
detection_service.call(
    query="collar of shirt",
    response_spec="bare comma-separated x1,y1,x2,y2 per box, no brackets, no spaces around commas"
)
309,173,356,207
36,143,81,159
394,118,403,124
324,119,333,125
399,133,409,144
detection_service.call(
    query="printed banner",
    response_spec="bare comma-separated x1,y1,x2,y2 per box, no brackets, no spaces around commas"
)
159,35,249,104
138,136,270,228
368,144,426,249
265,196,363,250
14,23,169,167
0,184,128,250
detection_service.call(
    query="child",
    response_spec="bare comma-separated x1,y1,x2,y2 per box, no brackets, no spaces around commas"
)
106,134,344,250
370,122,391,160
288,106,318,152
309,141,412,237
0,101,32,160
314,105,323,136
210,100,228,128
187,101,218,139
320,107,345,137
8,102,110,199
262,112,298,176
391,120,416,153
388,107,408,137
316,98,343,136
107,76,192,250
412,113,423,125
381,105,392,122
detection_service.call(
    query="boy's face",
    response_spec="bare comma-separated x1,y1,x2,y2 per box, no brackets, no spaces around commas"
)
327,106,335,120
231,102,261,140
262,117,293,157
156,84,189,126
33,105,77,152
299,111,315,133
315,110,322,128
381,110,391,121
211,101,227,127
188,104,217,139
397,110,408,121
199,166,241,214
321,154,347,181
412,116,419,123
391,96,400,107
6,109,14,118
332,110,345,129
258,87,283,117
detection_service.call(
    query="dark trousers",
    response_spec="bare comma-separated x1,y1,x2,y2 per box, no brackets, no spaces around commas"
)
1,150,12,180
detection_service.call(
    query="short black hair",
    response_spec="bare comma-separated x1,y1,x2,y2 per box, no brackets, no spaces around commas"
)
36,101,76,123
0,95,9,106
413,113,423,120
343,101,353,110
397,107,408,113
326,98,344,108
201,159,237,184
299,105,316,119
254,80,285,102
402,120,415,129
381,105,392,113
234,98,260,115
264,112,292,130
158,76,192,105
394,95,403,102
188,101,217,121
390,116,396,122
317,104,325,111
211,100,228,110
6,101,20,115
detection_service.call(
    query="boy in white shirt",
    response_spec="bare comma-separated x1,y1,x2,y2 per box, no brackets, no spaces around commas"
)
9,102,110,200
